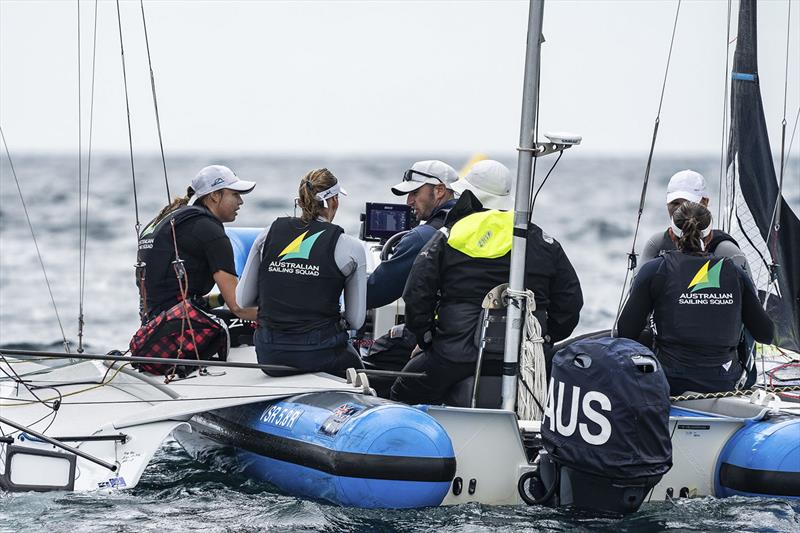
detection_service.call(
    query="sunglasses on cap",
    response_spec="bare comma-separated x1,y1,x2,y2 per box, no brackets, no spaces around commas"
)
403,169,444,184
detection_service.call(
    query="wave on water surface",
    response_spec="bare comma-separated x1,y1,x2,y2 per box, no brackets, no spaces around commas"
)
2,439,798,533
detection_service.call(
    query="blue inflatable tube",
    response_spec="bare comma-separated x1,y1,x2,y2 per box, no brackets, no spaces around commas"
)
715,415,800,498
189,391,456,508
226,227,265,277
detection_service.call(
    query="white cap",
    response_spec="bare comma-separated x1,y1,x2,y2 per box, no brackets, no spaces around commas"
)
666,169,708,204
188,165,256,205
452,160,514,210
391,160,459,195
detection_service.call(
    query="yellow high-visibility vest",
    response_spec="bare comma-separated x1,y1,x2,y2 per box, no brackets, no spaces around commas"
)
447,210,513,259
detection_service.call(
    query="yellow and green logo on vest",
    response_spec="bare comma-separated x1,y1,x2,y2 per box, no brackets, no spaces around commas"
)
279,230,325,261
688,259,723,292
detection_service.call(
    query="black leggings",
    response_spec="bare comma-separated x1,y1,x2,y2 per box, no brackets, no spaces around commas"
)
390,350,475,405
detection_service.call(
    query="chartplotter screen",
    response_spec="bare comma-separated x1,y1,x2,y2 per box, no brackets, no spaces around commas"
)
363,203,411,241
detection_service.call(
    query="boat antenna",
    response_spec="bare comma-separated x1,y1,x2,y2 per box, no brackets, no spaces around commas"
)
77,0,99,354
717,0,733,231
139,0,171,203
115,0,142,242
501,0,545,413
612,0,682,331
0,127,71,354
765,0,793,285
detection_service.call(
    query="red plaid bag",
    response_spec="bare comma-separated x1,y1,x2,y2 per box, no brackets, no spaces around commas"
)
129,300,229,377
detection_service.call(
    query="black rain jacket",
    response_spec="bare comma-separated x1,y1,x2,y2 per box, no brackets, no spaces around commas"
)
402,192,583,364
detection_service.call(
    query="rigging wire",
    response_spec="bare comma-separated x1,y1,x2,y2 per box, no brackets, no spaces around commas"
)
530,151,563,215
613,0,682,330
139,0,171,203
115,0,142,240
0,354,62,437
0,362,63,437
725,148,737,232
0,354,372,407
751,106,800,300
6,381,797,409
1,390,372,407
765,0,793,280
0,127,71,353
77,0,84,353
0,410,59,439
0,362,128,407
786,106,800,161
78,0,100,353
717,0,733,231
752,0,795,321
781,1,791,130
0,356,60,410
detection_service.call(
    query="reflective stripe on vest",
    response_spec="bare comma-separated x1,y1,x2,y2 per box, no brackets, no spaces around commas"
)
447,210,513,259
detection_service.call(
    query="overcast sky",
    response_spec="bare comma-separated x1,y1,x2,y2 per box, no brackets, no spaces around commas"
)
0,0,797,157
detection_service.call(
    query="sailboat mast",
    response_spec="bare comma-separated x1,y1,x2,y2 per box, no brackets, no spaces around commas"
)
501,0,545,412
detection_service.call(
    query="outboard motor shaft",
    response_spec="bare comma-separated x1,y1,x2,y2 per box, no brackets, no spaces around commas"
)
535,337,672,514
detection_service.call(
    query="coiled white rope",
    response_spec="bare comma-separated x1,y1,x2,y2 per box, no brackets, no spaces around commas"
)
508,288,547,420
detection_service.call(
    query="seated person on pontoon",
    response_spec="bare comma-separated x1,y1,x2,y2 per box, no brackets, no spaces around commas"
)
638,169,760,385
237,168,366,377
366,160,459,309
639,170,749,275
361,160,458,395
138,165,257,323
390,161,583,405
617,201,773,396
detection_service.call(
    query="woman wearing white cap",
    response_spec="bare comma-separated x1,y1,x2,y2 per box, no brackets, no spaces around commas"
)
639,170,748,275
137,165,257,322
618,202,773,395
237,168,366,376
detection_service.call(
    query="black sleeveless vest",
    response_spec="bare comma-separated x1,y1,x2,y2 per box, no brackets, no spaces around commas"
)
138,206,215,314
653,252,743,367
258,217,344,333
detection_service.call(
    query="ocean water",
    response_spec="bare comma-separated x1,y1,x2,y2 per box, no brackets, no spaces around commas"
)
1,154,799,531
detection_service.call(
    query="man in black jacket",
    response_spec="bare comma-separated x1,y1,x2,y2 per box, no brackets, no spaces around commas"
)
390,161,583,405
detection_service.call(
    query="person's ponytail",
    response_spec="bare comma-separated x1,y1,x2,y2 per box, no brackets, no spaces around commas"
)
154,187,194,222
672,201,712,253
297,169,338,223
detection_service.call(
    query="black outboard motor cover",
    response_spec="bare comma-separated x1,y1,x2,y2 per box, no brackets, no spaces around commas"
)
539,337,672,513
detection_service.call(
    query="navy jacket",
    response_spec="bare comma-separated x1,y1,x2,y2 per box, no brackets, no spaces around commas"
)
366,199,456,309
